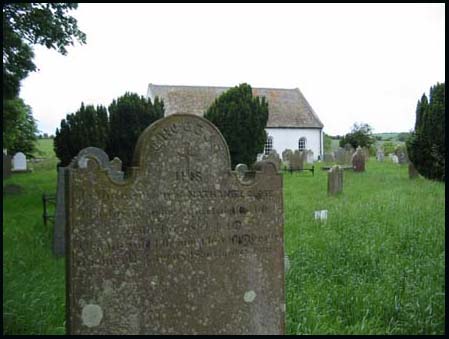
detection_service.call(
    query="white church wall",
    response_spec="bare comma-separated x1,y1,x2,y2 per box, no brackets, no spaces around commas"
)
266,128,323,161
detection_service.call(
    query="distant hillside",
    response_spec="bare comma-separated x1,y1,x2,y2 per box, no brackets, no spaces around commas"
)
373,132,410,142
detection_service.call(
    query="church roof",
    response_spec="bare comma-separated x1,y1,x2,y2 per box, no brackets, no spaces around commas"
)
147,84,324,129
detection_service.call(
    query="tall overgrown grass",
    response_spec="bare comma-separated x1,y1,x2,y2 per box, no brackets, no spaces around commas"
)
284,160,445,334
3,140,445,334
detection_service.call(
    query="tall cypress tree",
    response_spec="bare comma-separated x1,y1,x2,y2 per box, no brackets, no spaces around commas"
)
406,82,445,181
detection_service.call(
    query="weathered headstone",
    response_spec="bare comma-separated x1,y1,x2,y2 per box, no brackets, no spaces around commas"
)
397,150,408,164
351,146,365,172
305,150,314,164
262,150,282,172
408,162,419,179
66,114,285,335
376,149,384,161
53,148,124,257
289,150,305,170
12,152,27,171
3,153,12,178
281,149,292,162
328,165,343,195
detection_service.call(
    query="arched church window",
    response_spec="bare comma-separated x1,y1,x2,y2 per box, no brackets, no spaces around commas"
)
298,137,306,151
264,136,273,155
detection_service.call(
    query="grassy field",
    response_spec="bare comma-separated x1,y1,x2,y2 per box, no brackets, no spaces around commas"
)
3,139,445,334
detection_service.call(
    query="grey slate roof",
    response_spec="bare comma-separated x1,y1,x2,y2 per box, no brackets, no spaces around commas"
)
147,84,324,129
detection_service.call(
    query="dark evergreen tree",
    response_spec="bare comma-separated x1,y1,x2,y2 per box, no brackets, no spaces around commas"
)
53,103,109,166
407,83,445,181
204,83,269,168
106,93,164,169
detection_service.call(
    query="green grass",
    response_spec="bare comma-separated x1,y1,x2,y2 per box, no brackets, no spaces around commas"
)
284,160,445,334
3,138,65,335
3,141,445,334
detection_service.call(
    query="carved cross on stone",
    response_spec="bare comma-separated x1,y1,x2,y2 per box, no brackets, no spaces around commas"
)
177,142,198,172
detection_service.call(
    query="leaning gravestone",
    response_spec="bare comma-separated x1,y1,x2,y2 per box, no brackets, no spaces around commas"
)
262,150,282,172
3,153,12,178
12,152,27,172
66,114,285,335
53,149,124,257
328,165,343,196
351,146,365,172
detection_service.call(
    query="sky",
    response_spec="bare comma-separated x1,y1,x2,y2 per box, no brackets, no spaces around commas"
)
20,3,445,136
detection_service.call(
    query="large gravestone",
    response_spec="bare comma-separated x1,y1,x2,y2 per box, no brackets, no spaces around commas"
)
328,165,343,196
288,150,305,170
351,146,365,172
12,152,27,171
54,149,124,257
3,153,12,178
66,114,285,335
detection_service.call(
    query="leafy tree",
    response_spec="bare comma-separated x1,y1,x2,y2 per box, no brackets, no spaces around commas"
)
204,83,268,168
2,98,38,157
339,122,375,149
54,103,109,166
107,93,164,169
406,83,445,181
3,3,86,99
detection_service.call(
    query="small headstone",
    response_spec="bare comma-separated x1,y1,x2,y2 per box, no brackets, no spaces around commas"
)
289,150,305,170
376,150,384,161
408,162,419,179
351,146,365,172
66,114,285,334
314,210,328,221
262,150,282,172
391,154,399,164
3,153,12,178
12,152,27,171
328,165,343,195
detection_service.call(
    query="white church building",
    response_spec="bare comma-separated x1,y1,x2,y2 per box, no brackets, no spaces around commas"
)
147,84,324,161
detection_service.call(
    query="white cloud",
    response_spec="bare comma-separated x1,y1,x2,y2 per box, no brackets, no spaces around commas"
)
19,3,445,135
